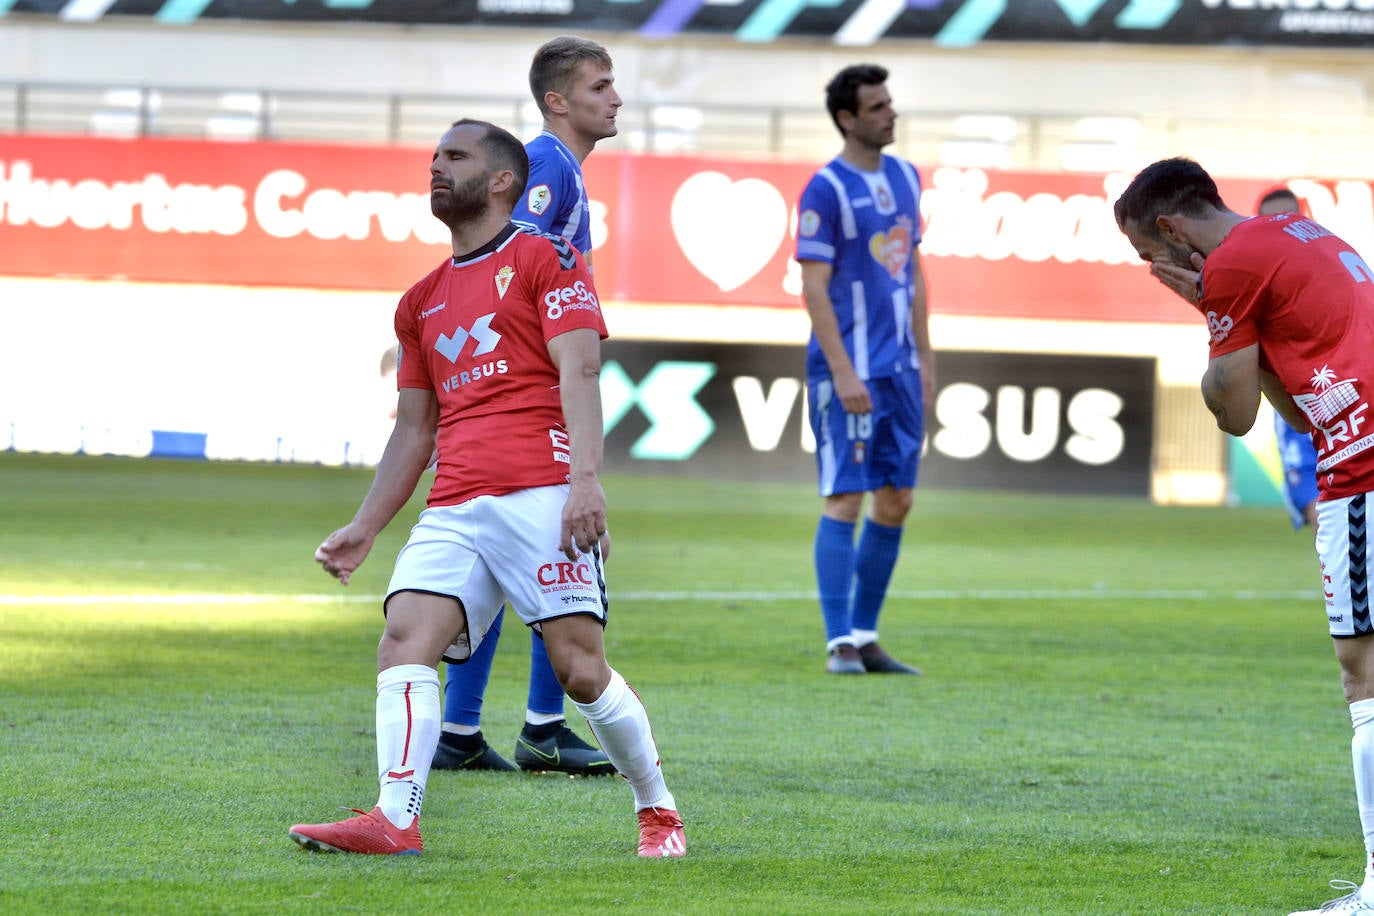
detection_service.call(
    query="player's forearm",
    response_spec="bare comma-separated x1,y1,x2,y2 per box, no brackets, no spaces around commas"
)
1201,351,1261,436
910,285,933,357
352,423,433,534
909,251,933,351
560,359,605,484
1260,370,1310,433
803,292,857,379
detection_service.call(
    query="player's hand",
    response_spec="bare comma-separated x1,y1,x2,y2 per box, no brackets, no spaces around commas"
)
833,369,872,415
560,477,607,561
1150,251,1206,308
315,523,376,586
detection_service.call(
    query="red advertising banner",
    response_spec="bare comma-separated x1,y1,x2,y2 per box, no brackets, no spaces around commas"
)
4,134,1370,324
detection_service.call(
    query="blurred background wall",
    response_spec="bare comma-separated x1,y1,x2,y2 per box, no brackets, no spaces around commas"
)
4,12,1373,178
3,2,1372,505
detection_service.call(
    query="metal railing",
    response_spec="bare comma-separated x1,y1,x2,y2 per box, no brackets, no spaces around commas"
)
3,80,1373,180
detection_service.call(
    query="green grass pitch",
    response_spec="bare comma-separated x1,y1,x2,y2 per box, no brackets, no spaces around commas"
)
0,451,1357,914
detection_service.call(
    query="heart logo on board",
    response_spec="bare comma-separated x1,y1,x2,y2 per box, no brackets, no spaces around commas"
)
670,171,788,292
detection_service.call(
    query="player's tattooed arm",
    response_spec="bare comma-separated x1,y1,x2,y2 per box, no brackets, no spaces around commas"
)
1201,344,1261,436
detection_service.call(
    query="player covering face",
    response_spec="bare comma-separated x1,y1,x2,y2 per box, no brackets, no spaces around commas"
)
1117,157,1374,916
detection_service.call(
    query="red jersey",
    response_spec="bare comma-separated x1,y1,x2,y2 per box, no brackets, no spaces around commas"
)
394,224,608,507
1202,213,1374,499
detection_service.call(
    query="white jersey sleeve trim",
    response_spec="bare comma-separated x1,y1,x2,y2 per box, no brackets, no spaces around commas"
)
817,166,858,241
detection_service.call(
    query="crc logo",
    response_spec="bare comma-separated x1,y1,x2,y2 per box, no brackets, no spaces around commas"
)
538,561,593,586
434,312,500,363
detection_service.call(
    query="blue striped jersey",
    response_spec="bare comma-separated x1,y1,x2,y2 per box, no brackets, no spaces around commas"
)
795,154,924,381
511,131,592,256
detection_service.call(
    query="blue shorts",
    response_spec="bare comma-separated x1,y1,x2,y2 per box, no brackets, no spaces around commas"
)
808,371,924,497
1276,414,1319,530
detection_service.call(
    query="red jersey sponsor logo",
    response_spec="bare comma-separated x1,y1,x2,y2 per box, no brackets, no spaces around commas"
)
543,280,599,320
433,312,500,363
1300,367,1374,475
1205,310,1233,343
538,560,594,587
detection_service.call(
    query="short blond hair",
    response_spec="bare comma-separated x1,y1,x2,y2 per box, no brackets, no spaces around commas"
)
529,35,614,117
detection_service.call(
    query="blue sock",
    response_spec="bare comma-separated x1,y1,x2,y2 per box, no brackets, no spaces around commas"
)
443,606,503,728
852,519,903,634
814,516,857,644
526,632,566,720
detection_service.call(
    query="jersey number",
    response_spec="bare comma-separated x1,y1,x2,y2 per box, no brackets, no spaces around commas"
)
1341,250,1374,284
847,412,873,441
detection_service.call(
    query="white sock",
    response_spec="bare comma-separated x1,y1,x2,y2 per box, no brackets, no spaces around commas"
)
525,711,565,727
851,628,877,648
1350,698,1374,892
375,664,441,829
574,669,676,812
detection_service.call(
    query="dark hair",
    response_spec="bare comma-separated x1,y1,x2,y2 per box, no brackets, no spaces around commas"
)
1113,157,1226,239
450,118,530,204
1256,186,1300,213
529,35,614,117
824,64,888,136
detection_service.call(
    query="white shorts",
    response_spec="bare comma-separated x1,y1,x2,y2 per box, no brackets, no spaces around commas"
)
385,484,608,663
1316,493,1374,639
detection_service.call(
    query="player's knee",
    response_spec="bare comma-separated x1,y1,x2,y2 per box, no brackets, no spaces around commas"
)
377,631,409,669
1338,649,1374,704
824,494,863,524
1342,671,1374,705
872,488,913,525
557,658,610,705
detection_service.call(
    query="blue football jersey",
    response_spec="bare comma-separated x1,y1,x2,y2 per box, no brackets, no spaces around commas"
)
795,154,924,381
1275,412,1320,529
511,131,592,256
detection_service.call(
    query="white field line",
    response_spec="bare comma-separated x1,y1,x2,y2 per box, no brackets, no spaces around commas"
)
0,587,1318,606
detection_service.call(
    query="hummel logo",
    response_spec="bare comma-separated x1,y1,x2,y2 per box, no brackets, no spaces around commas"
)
552,237,578,271
420,302,446,319
387,769,415,780
435,312,501,363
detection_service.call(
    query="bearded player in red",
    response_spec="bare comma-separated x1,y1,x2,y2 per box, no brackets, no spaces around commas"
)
289,119,685,859
1117,157,1374,915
